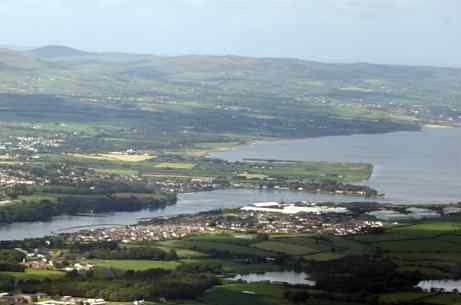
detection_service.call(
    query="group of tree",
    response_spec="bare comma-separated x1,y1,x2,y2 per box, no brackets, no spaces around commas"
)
0,192,176,223
310,255,422,294
19,269,218,301
0,249,26,273
86,246,178,261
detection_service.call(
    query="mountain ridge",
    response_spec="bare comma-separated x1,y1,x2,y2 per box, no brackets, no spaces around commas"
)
28,45,91,58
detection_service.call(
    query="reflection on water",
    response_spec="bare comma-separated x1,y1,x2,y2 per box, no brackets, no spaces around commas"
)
417,280,461,292
211,128,461,204
369,207,441,221
230,271,315,286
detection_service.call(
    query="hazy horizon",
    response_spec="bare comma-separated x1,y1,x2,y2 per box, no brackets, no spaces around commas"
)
1,0,461,67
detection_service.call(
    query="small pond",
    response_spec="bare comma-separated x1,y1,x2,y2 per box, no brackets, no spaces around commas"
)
229,271,315,286
417,280,461,292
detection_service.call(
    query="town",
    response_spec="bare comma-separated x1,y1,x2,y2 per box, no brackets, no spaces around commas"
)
64,202,385,243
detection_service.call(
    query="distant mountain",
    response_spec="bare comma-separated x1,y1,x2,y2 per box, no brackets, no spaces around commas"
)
0,44,34,51
1,46,460,120
0,48,39,69
28,45,90,58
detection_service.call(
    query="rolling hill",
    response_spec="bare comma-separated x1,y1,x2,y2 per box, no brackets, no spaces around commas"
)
0,46,459,152
28,45,91,58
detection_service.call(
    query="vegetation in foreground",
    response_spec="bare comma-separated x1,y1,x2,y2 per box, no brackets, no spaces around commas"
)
0,213,460,304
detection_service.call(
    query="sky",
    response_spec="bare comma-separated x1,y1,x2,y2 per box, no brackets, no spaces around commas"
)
1,0,460,66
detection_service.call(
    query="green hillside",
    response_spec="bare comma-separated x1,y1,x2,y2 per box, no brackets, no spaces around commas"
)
0,46,459,152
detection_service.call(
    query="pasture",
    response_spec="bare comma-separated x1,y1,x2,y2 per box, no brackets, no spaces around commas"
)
0,269,65,280
94,259,180,271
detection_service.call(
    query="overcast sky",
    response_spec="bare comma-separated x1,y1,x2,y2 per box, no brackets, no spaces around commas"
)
1,0,460,66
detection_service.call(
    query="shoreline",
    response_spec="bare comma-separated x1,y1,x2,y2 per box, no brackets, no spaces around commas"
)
208,124,459,157
0,189,459,241
207,127,429,157
424,123,454,128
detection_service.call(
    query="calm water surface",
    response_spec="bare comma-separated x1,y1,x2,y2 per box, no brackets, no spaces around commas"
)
211,128,461,204
230,271,315,286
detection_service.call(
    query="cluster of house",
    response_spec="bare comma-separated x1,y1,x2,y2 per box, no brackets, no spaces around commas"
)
151,177,220,193
64,201,385,242
52,165,143,187
15,247,96,273
0,158,146,200
65,223,216,243
0,168,45,188
319,220,384,236
0,136,63,154
15,248,54,270
211,208,384,236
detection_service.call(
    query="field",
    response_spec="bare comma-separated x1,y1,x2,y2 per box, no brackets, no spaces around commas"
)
351,215,461,279
158,240,274,257
15,194,58,204
378,292,461,305
1,215,460,305
78,157,373,183
200,283,290,305
94,259,181,271
253,240,324,256
0,269,65,280
94,168,139,175
142,215,461,281
155,162,195,169
155,246,206,258
200,283,367,305
27,151,374,185
71,153,154,162
182,258,282,274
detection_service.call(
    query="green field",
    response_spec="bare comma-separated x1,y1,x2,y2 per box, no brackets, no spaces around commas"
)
253,240,321,256
200,283,290,305
94,168,139,175
181,258,282,274
3,215,461,305
71,153,155,162
184,233,257,245
94,259,181,271
161,240,274,257
15,194,59,204
155,162,196,169
378,292,461,305
0,269,66,280
350,215,461,279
